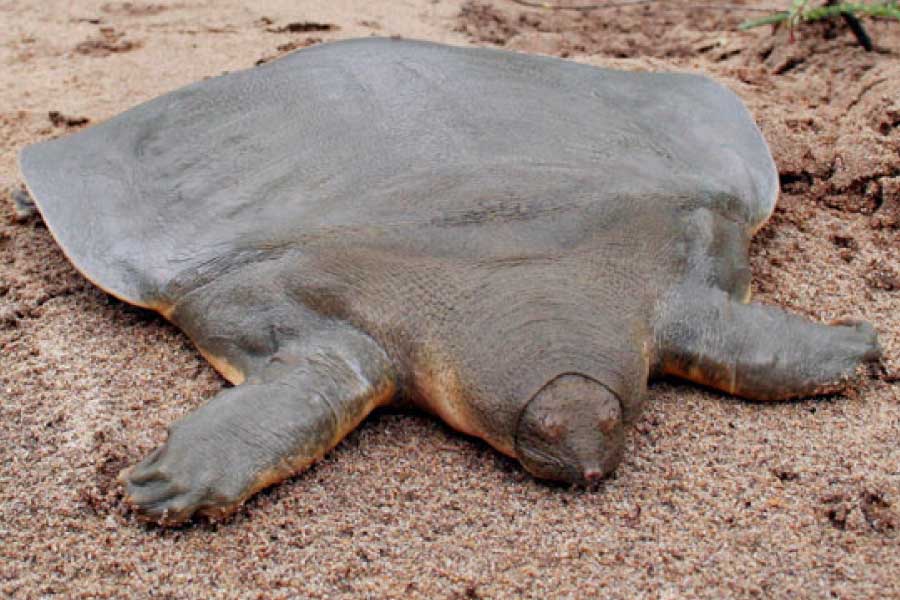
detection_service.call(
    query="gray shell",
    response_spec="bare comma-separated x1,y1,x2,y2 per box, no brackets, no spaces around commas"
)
19,37,777,308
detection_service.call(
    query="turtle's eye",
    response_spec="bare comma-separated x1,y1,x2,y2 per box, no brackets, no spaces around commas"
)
515,374,624,484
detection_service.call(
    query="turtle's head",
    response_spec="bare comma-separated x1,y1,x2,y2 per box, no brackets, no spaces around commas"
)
515,374,624,484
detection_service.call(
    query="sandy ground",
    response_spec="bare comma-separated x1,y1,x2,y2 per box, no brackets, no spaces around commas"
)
1,1,898,598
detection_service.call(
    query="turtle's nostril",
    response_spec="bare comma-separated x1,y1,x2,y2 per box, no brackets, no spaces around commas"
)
583,468,605,481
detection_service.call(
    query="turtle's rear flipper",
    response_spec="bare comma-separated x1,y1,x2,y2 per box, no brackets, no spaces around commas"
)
654,287,881,401
120,324,396,526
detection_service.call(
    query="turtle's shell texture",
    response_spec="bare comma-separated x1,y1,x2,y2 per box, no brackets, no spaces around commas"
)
19,38,776,311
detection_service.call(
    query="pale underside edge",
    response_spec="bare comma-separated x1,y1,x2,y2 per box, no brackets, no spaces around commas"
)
17,153,255,386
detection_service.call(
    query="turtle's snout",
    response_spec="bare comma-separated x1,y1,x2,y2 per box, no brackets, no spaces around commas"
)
515,374,624,484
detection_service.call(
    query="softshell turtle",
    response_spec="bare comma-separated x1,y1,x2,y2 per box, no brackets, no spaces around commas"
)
19,38,880,525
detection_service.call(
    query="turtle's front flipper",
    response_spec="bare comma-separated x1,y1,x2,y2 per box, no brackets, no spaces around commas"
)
120,323,395,526
654,287,881,401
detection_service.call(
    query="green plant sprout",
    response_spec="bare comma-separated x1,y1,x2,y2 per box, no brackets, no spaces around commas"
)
739,1,900,50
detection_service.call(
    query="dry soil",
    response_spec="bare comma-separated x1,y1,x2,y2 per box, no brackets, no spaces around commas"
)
1,1,898,598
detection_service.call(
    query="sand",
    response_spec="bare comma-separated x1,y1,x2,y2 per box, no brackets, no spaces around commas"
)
1,1,898,598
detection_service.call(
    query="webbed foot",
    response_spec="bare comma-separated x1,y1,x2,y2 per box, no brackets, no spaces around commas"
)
120,325,395,526
120,402,267,525
656,287,882,401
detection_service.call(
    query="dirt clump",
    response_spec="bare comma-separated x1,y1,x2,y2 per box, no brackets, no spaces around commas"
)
101,2,171,17
265,21,338,34
74,27,141,56
47,111,90,128
860,490,898,534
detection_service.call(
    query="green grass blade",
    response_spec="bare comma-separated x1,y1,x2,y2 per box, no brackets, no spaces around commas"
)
739,1,900,31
